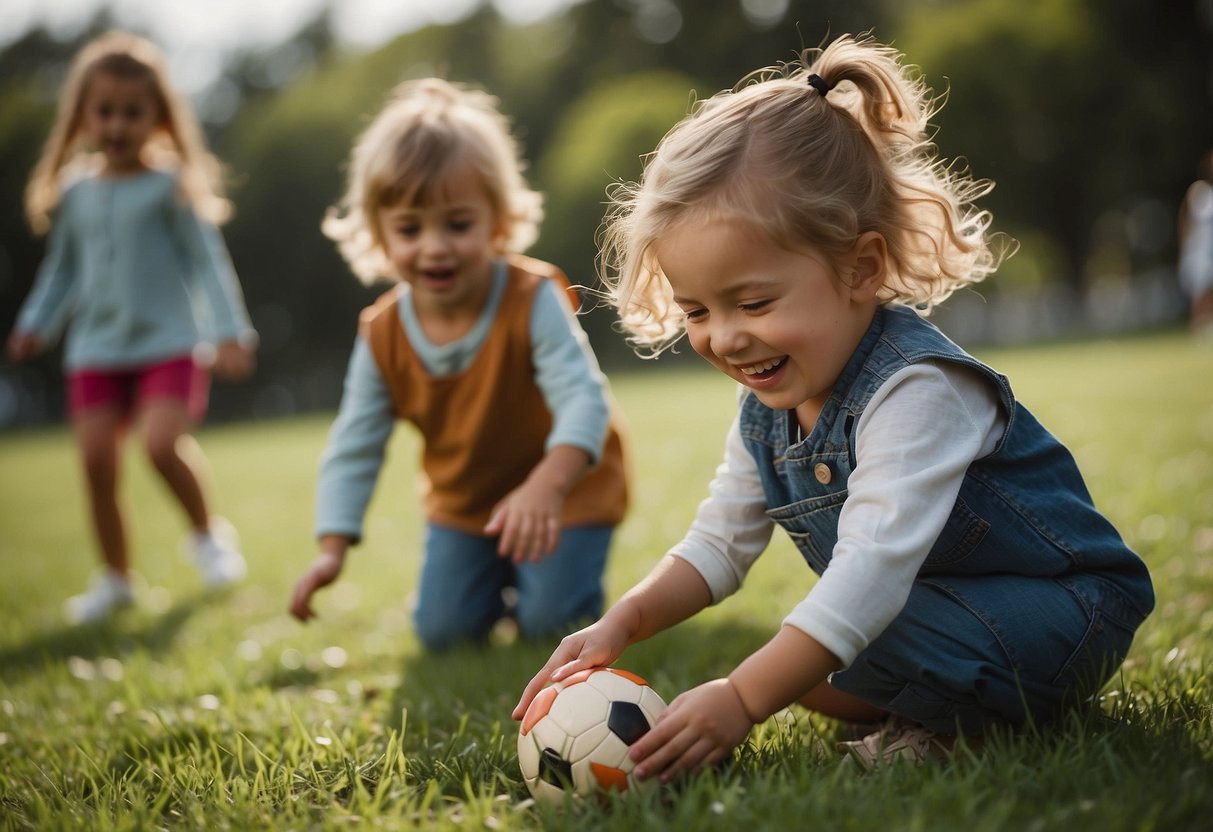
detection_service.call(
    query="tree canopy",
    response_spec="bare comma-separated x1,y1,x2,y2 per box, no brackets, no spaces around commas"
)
1,0,1209,424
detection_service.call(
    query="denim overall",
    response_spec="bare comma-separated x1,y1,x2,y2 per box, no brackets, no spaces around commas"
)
739,305,1154,733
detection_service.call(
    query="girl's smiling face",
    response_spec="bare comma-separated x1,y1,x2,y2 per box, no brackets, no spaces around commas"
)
378,163,503,315
654,217,885,423
81,71,162,174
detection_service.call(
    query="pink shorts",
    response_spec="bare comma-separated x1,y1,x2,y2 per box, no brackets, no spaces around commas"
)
68,355,210,423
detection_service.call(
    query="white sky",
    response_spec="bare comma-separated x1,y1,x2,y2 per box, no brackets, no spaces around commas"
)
0,0,582,88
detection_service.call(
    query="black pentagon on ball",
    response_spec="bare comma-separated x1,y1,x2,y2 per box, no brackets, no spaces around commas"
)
538,747,574,788
606,701,652,745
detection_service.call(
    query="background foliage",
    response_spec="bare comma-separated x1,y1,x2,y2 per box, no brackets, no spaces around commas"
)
0,0,1211,426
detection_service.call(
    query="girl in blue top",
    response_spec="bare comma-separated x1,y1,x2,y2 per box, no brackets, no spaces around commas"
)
515,34,1154,774
7,32,258,623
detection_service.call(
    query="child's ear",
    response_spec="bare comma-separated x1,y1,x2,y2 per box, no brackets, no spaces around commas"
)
492,220,509,251
847,231,887,301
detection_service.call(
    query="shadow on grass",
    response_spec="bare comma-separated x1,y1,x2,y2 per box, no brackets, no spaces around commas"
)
387,615,774,724
0,589,225,683
380,615,774,789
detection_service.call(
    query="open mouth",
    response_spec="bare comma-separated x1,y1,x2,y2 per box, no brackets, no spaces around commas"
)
738,357,787,380
420,267,457,285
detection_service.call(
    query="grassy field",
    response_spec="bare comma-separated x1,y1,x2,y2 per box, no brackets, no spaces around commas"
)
0,331,1211,831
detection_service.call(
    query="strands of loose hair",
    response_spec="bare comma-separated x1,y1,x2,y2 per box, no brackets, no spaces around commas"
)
323,78,543,284
600,33,1012,356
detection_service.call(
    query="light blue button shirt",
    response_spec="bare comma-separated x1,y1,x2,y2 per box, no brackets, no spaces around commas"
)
15,169,256,370
315,261,614,541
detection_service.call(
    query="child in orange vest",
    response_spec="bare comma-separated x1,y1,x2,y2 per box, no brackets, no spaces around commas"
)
288,79,628,650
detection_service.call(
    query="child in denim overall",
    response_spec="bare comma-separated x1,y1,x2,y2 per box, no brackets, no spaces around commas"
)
514,34,1153,775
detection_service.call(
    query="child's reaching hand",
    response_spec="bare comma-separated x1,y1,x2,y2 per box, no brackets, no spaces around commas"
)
483,478,563,564
212,340,256,381
6,331,42,363
289,549,346,622
511,617,632,720
628,678,753,781
484,444,592,563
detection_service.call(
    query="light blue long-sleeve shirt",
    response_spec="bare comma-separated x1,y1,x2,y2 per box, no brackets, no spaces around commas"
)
315,260,613,541
15,169,256,370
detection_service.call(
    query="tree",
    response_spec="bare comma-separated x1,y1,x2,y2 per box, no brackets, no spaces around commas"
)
892,0,1213,290
531,69,700,366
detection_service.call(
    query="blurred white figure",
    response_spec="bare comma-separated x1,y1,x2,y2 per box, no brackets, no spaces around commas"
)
1178,151,1213,337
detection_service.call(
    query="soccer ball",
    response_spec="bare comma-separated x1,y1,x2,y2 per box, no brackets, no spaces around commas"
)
517,667,667,803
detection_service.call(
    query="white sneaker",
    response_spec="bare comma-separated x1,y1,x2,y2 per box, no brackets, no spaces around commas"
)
65,572,135,624
836,717,950,769
188,517,247,588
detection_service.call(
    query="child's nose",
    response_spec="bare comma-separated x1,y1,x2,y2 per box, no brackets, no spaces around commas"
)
418,227,450,254
710,318,749,356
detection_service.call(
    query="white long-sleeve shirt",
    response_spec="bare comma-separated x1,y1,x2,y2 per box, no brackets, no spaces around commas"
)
669,360,1007,667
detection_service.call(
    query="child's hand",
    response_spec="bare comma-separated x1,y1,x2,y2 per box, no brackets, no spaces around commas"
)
6,331,42,363
628,678,754,782
213,340,256,381
511,618,631,720
487,445,591,563
288,551,345,622
484,480,563,564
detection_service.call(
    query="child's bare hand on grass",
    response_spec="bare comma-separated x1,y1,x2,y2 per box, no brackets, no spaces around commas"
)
289,551,345,622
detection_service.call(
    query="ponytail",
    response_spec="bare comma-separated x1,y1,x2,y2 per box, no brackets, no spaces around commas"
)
601,32,1008,354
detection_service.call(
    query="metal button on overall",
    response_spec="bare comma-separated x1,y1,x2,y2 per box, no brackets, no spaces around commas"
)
814,463,832,484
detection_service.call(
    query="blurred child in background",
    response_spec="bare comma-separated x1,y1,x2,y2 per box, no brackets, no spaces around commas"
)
7,32,258,624
1178,150,1213,336
515,34,1153,774
288,78,628,650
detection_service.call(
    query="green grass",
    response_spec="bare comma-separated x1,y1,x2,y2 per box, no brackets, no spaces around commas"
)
1,331,1211,831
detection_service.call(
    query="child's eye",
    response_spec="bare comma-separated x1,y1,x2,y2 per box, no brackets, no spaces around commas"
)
739,300,771,313
448,219,473,233
683,308,708,322
393,225,419,238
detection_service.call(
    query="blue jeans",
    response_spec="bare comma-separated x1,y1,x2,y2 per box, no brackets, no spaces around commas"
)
828,572,1141,734
411,523,612,651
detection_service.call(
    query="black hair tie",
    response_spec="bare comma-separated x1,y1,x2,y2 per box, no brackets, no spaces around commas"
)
807,73,833,97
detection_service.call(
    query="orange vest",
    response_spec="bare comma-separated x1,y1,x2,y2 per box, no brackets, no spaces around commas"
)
361,256,629,535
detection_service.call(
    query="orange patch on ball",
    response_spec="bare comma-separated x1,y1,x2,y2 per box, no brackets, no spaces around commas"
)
590,762,629,791
520,685,558,736
606,668,649,687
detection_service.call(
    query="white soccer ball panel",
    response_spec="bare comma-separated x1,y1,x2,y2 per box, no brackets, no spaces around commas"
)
639,686,668,721
548,683,610,736
586,669,644,703
592,731,634,770
567,721,613,763
529,714,574,757
527,774,572,805
517,730,541,780
568,755,595,793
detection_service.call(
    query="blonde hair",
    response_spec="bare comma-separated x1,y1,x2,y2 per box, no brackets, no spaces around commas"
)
324,78,544,284
601,33,1009,354
24,31,230,235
